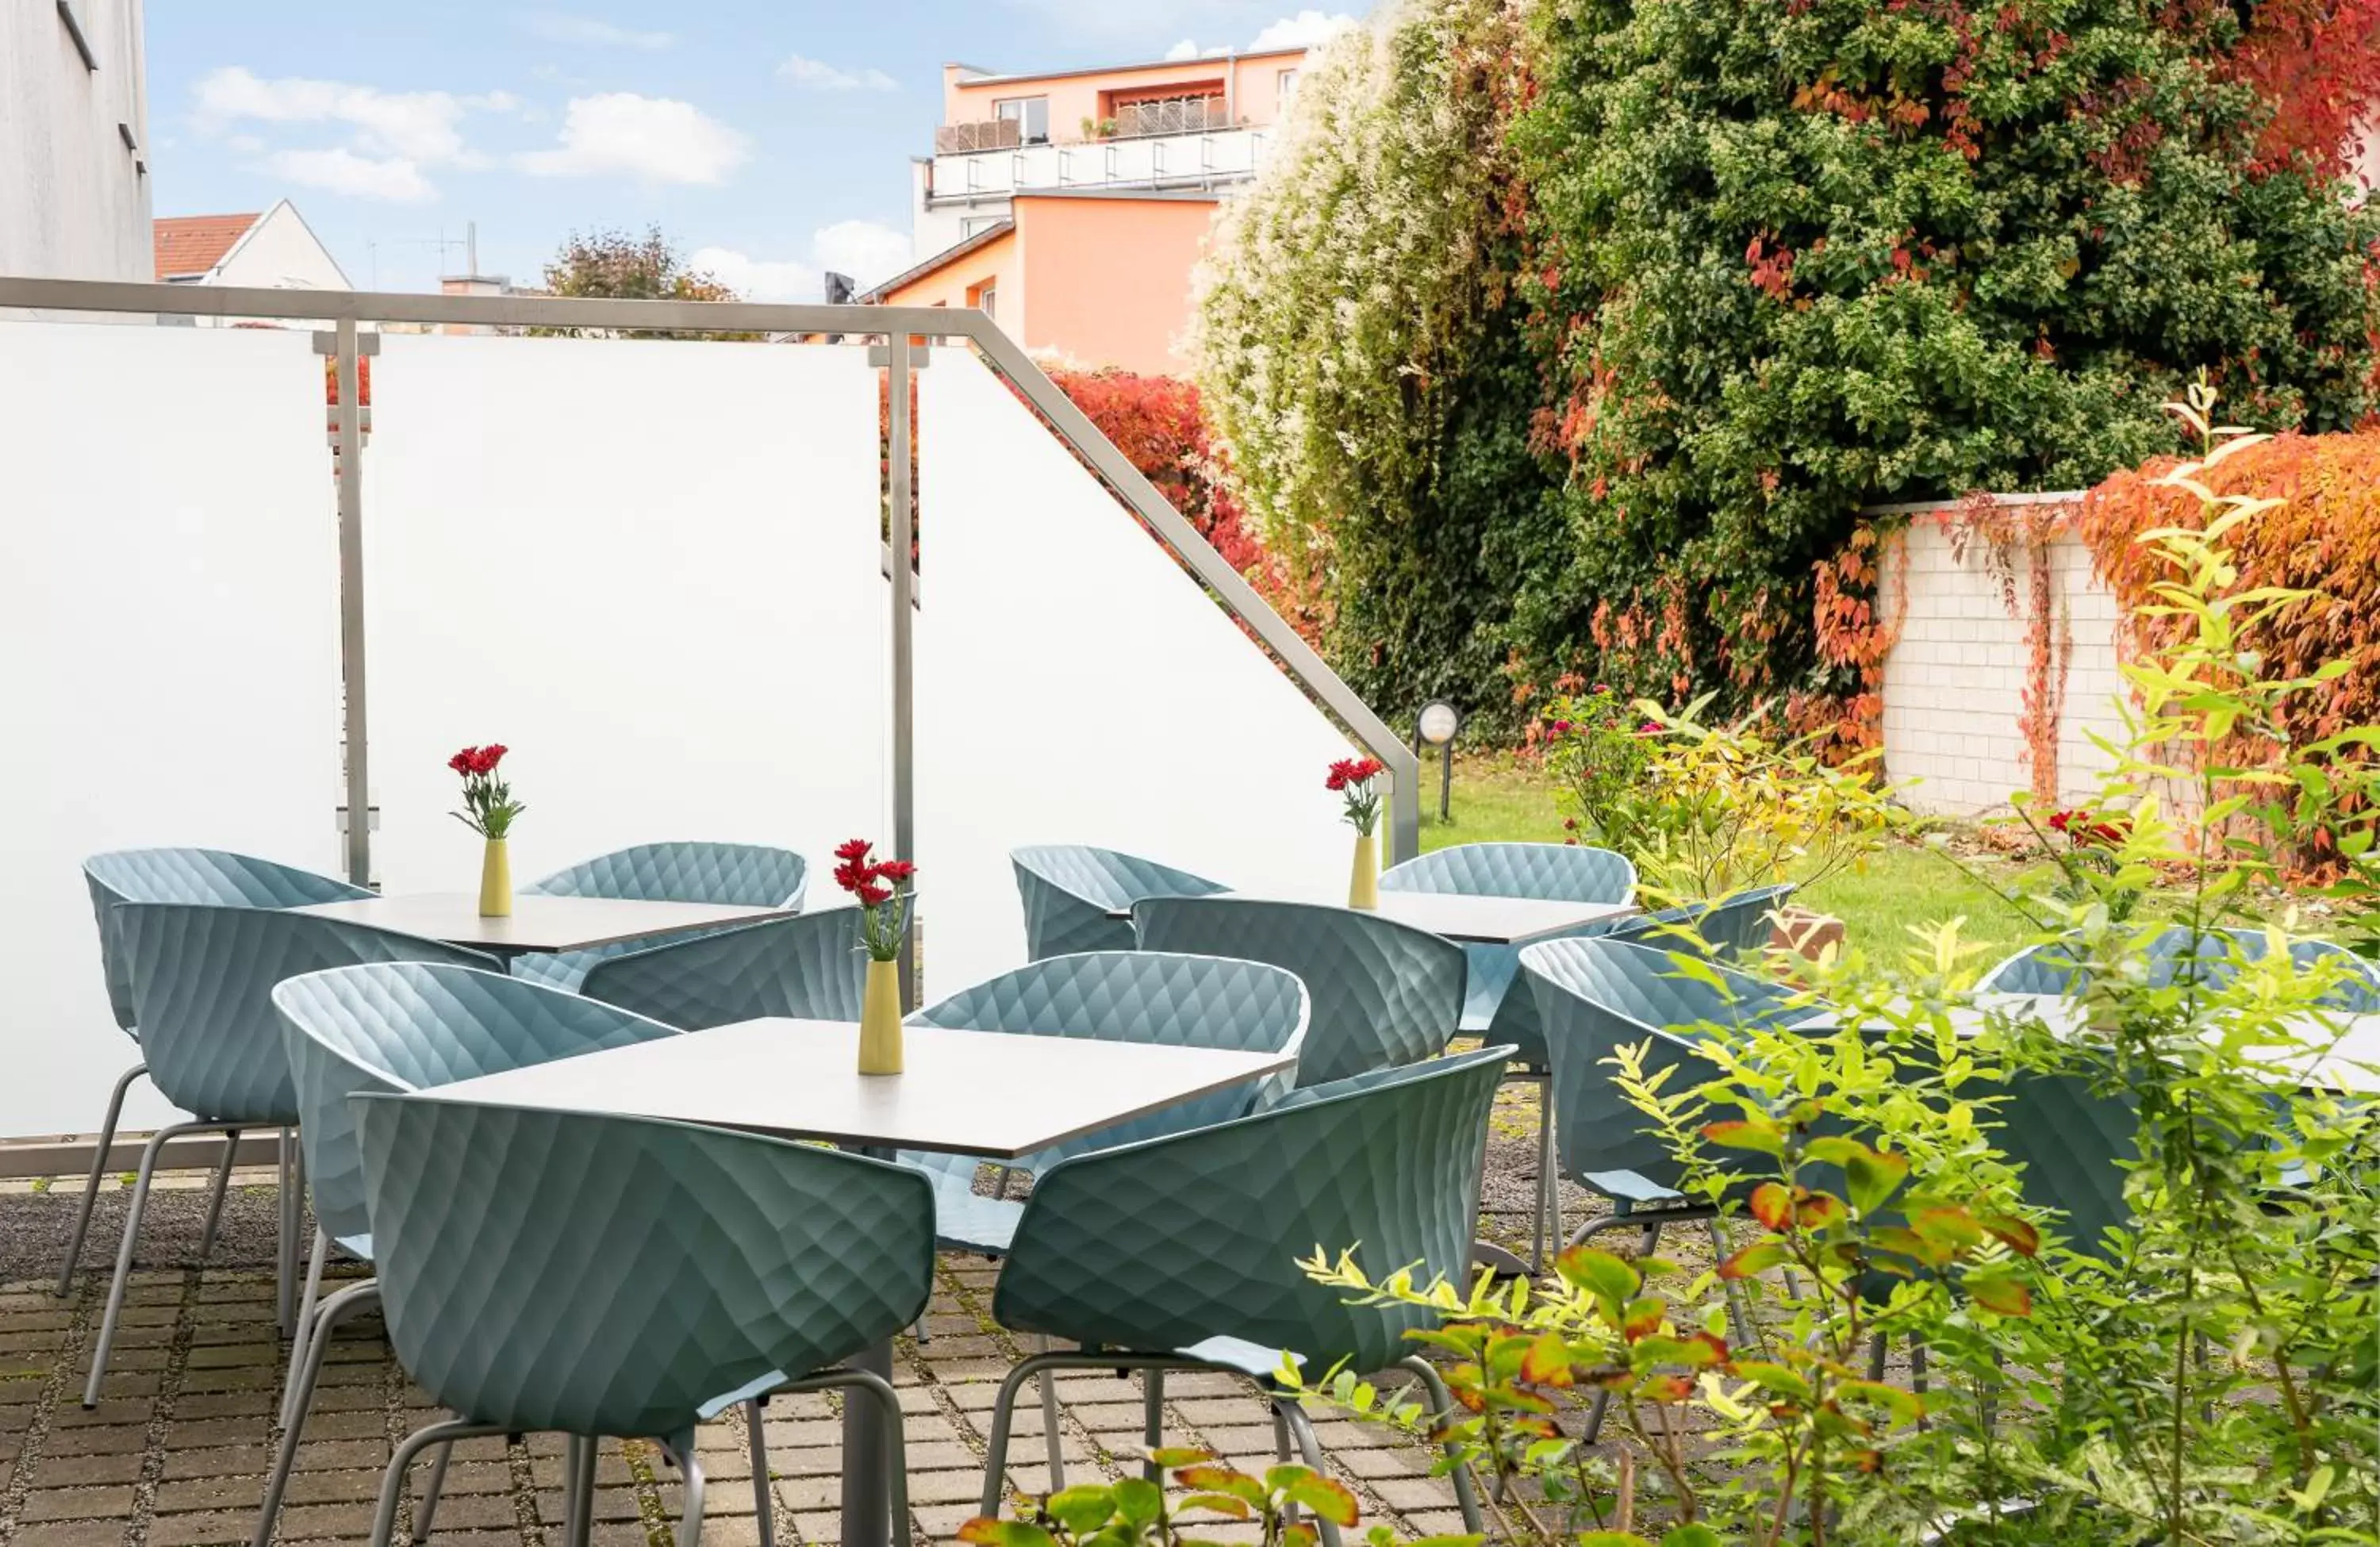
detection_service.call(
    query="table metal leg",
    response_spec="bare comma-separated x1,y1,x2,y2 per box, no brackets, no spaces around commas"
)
846,1140,899,1547
840,1336,894,1547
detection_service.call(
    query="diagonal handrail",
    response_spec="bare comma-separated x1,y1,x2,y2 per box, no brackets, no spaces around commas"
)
0,275,1422,862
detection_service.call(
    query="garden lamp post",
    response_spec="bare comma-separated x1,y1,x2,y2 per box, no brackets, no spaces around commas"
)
1415,699,1461,822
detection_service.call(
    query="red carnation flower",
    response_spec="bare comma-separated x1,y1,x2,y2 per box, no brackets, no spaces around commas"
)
855,880,892,907
873,859,917,883
834,838,873,862
448,749,475,775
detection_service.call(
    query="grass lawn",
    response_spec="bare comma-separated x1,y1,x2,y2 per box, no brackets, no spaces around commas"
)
1417,753,2053,962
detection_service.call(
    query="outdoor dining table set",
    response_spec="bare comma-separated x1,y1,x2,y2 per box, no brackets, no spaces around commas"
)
60,838,2379,1547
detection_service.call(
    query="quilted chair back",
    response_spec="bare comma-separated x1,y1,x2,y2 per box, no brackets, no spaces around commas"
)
1606,882,1798,958
274,962,684,1247
1012,845,1226,960
992,1045,1508,1374
904,950,1308,1177
513,841,809,990
1522,936,1808,1201
1134,896,1464,1087
353,1094,934,1438
84,848,371,1032
116,903,496,1125
1380,843,1637,1039
579,906,874,1029
1990,1069,2140,1260
1983,925,2380,1010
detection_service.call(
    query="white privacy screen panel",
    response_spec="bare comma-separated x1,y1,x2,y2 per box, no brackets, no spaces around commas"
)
916,349,1356,997
364,335,885,902
0,321,340,1139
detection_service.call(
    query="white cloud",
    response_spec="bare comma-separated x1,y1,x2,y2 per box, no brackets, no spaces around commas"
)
1249,10,1358,48
812,219,912,289
515,93,750,183
687,246,819,302
193,66,509,164
520,11,674,48
776,54,897,91
1164,38,1200,60
686,221,914,302
265,148,436,202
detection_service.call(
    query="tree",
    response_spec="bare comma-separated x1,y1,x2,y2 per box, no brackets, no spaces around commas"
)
536,227,753,339
1192,0,1561,737
1511,0,2380,716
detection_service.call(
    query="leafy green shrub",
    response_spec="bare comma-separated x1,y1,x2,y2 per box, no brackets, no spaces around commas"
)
1192,0,1560,740
962,1452,1369,1547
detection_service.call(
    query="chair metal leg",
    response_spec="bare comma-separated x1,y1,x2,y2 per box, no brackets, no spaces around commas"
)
276,1130,304,1336
282,1226,331,1427
1141,1370,1164,1482
84,1119,217,1407
559,1436,584,1547
668,1446,705,1547
252,1279,381,1547
979,1351,1061,1515
198,1129,241,1259
786,1368,908,1547
56,1061,145,1297
1702,1217,1756,1353
1396,1357,1484,1534
1276,1401,1343,1547
411,1440,453,1543
745,1399,777,1547
370,1420,504,1547
570,1436,597,1547
1868,1331,1889,1382
1532,1075,1557,1274
1036,1335,1065,1492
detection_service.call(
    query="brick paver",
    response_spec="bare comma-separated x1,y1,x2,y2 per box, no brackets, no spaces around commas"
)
0,1138,1595,1547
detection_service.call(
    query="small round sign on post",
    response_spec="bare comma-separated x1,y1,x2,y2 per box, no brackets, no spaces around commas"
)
1415,699,1462,822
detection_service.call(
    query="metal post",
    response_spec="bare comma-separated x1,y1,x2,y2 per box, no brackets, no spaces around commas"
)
332,320,370,889
886,333,917,1009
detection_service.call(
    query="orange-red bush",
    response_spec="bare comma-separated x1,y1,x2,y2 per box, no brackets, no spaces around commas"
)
2079,432,2380,749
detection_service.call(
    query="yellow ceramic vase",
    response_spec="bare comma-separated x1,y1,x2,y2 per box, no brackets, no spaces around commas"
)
857,958,904,1075
478,837,512,918
1348,829,1380,910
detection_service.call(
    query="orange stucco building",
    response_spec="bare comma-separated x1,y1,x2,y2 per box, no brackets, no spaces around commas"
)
866,46,1309,376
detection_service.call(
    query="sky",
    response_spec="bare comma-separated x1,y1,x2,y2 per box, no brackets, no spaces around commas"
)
143,2,1361,301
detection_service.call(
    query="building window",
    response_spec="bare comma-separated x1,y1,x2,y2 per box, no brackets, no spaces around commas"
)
969,281,997,320
995,97,1049,145
1277,68,1300,106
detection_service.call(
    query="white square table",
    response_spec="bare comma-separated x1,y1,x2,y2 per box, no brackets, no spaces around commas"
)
290,892,793,962
1109,890,1637,945
419,1018,1299,1547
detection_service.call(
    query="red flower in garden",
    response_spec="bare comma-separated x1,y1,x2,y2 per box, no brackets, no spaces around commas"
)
1549,720,1573,737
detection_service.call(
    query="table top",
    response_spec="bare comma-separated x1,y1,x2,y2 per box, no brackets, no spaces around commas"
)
291,892,793,954
1795,992,2380,1096
1112,891,1637,946
411,1019,1300,1157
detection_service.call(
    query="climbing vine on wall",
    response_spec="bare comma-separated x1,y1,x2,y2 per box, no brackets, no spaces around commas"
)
1947,496,2079,807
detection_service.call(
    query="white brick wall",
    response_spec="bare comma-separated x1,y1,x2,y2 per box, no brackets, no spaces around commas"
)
1878,501,2127,816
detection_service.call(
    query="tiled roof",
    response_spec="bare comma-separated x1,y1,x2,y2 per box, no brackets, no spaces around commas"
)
153,213,261,280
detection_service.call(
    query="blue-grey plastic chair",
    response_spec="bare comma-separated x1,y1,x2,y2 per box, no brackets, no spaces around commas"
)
1981,924,2380,1010
1486,881,1798,1271
577,906,873,1030
259,962,696,1547
512,841,808,992
351,1092,933,1547
63,849,374,1299
81,904,496,1410
1011,845,1226,960
1522,935,1809,1248
977,1047,1508,1542
895,951,1310,1257
1133,896,1467,1087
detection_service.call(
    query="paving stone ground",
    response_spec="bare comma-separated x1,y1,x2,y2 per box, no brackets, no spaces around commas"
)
0,1080,1706,1547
